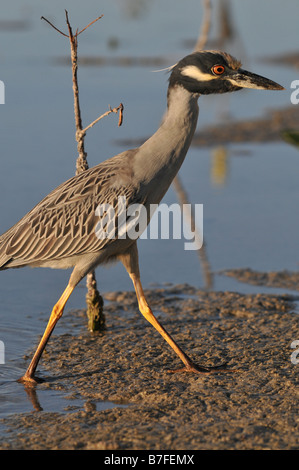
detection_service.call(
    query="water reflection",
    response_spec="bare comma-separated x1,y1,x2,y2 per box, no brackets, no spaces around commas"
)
211,146,229,187
23,384,43,411
0,376,128,417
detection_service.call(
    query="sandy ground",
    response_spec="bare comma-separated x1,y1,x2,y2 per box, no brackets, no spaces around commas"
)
0,282,298,450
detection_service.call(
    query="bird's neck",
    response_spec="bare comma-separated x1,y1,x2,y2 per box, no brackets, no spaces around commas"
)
134,85,199,203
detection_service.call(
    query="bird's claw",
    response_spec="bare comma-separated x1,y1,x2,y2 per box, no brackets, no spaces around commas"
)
17,374,45,386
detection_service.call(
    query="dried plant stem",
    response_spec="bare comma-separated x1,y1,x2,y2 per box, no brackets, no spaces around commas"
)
81,103,124,135
64,12,104,331
42,11,124,330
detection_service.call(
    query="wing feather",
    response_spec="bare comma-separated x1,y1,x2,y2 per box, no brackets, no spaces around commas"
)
0,149,143,269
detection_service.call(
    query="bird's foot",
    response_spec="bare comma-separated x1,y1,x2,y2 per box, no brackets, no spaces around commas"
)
17,374,45,386
168,360,235,375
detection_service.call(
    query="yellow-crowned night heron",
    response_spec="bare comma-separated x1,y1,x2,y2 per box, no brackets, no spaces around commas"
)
0,51,283,384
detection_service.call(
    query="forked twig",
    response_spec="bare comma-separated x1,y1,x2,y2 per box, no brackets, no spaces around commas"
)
41,12,103,39
82,103,124,135
41,11,123,330
41,16,69,37
77,15,104,35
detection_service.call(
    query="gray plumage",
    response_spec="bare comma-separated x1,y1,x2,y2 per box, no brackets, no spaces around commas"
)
0,151,141,274
0,51,283,383
0,86,199,287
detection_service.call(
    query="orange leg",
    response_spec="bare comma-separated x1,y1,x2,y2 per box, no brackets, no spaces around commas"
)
119,243,228,374
19,284,74,384
130,273,227,374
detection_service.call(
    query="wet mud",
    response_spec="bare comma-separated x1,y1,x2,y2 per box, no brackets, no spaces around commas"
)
222,268,299,292
0,284,298,450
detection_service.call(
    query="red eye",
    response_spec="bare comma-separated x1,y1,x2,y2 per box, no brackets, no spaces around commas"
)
212,65,225,75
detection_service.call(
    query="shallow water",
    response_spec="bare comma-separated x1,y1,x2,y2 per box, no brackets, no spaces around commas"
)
0,0,298,417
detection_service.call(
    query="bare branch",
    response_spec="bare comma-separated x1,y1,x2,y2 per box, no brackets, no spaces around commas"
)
41,15,69,37
42,11,104,40
77,15,104,36
65,10,74,40
82,103,124,135
42,10,121,327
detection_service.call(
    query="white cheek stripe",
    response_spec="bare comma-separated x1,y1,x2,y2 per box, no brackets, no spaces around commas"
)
181,65,218,82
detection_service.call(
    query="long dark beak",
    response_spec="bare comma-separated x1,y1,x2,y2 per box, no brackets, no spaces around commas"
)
228,68,284,90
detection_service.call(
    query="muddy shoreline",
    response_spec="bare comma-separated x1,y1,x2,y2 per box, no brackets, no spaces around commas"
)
221,268,299,292
0,282,298,450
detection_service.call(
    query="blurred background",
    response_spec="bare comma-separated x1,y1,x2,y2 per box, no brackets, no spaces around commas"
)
0,0,298,412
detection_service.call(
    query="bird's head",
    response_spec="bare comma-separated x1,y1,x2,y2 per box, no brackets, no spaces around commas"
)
168,51,284,95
